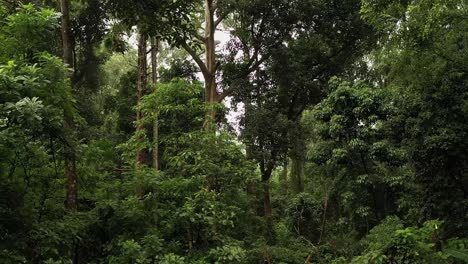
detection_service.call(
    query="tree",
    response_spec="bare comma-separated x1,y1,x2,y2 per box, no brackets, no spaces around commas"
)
234,0,376,222
362,0,468,236
305,78,408,234
150,37,160,170
60,0,79,213
177,0,221,111
135,32,148,165
0,6,78,262
105,0,196,165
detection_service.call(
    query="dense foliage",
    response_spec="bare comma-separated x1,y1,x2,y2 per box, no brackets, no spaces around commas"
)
0,1,466,263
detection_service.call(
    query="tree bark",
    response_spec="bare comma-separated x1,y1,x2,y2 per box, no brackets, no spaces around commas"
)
290,157,304,193
151,37,160,170
262,170,275,243
318,191,329,244
61,0,77,212
61,1,79,262
179,0,221,123
136,32,148,165
61,0,73,69
262,180,272,217
204,0,217,104
290,124,306,193
203,0,219,123
280,161,289,195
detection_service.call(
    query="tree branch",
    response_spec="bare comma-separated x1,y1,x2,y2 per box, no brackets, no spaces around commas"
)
218,87,233,102
180,42,209,79
247,54,270,74
214,13,227,28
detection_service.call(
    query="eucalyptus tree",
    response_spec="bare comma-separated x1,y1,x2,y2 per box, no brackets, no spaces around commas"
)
173,0,293,120
176,0,226,112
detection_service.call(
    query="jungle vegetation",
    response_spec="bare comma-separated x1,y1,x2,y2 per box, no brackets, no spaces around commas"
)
0,0,467,263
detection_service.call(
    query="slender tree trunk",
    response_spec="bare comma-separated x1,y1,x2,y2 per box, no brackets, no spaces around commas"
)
261,169,275,243
136,32,148,165
64,148,77,211
61,1,79,262
204,0,217,120
318,191,329,244
60,0,77,212
280,161,289,195
151,37,160,170
61,0,73,69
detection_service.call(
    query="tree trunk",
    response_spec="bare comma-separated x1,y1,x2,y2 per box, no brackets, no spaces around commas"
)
203,0,219,123
318,191,329,244
205,0,217,104
290,124,306,193
290,157,304,193
61,0,73,70
151,37,160,170
280,161,289,195
61,0,77,212
262,170,276,243
180,0,220,122
136,32,148,165
262,179,272,217
64,148,77,211
61,1,79,262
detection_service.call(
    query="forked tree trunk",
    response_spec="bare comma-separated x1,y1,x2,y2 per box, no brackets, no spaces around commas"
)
181,0,219,122
136,32,148,165
60,0,77,212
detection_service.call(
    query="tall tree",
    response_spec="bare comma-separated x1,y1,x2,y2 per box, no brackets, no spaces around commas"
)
362,0,468,235
135,31,148,165
178,0,220,112
234,0,375,220
151,37,160,170
60,0,77,211
105,0,196,165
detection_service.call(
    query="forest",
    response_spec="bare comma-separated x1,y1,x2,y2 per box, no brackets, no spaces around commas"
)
0,0,467,263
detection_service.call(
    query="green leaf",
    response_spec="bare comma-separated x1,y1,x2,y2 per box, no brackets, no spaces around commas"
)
444,249,468,262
